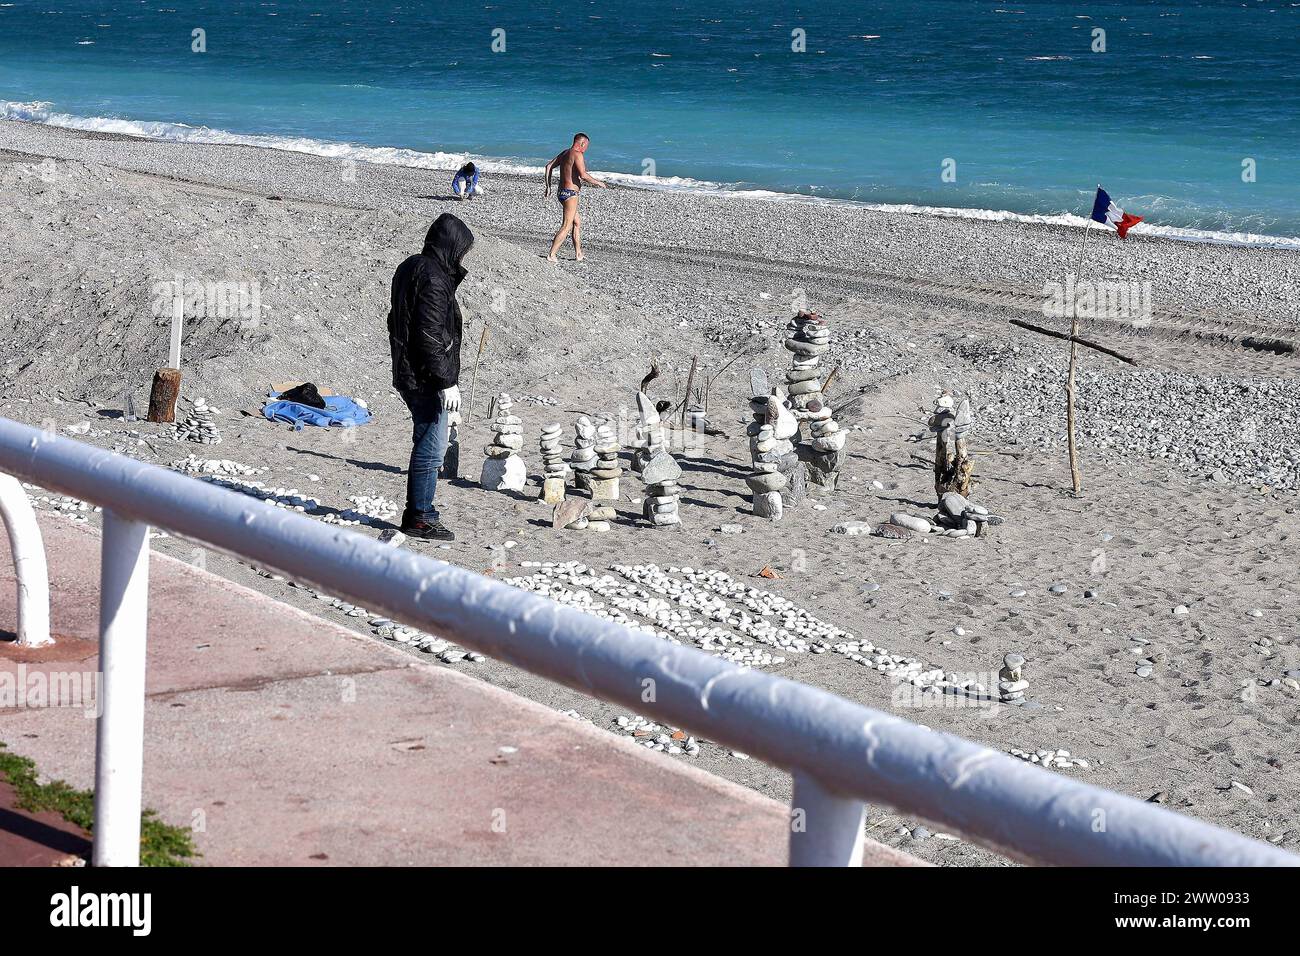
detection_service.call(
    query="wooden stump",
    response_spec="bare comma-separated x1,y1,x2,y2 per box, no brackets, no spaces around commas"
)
934,434,973,498
146,367,182,423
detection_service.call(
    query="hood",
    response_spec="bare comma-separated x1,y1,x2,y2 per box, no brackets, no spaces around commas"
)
422,213,474,281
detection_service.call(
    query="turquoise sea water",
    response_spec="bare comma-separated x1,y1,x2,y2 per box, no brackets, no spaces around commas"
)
1,0,1297,243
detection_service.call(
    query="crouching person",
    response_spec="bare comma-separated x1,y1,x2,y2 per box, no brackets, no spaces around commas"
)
387,212,474,541
452,162,481,200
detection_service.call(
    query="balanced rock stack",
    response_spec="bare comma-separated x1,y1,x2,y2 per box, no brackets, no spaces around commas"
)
631,392,666,473
784,311,831,419
746,370,803,518
479,392,527,492
641,452,682,527
747,422,787,520
569,416,598,490
801,395,845,490
999,653,1029,703
539,422,567,504
589,422,622,501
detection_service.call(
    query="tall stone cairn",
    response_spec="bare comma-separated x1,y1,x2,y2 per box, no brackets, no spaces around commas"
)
539,422,567,505
632,391,666,474
801,394,845,490
586,421,622,532
479,392,526,492
784,311,831,420
569,415,598,491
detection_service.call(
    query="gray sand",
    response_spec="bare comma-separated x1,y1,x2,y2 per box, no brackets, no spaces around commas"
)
2,118,1299,864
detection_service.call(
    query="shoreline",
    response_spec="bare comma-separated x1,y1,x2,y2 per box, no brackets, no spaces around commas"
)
4,115,1299,341
3,104,1298,251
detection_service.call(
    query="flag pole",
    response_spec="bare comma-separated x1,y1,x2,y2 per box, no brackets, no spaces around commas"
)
1065,191,1097,496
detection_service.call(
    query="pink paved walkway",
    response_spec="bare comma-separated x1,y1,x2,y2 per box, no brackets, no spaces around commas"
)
1,516,920,866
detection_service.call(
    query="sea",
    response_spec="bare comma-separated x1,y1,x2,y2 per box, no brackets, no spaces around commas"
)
1,0,1297,246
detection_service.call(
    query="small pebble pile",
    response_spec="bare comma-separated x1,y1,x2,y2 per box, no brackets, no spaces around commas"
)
876,491,999,540
172,413,220,444
170,455,262,477
998,652,1029,703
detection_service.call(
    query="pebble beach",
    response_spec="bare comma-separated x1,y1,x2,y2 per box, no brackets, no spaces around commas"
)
3,117,1300,865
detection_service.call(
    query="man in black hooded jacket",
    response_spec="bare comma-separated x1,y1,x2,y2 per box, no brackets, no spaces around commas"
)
388,213,474,541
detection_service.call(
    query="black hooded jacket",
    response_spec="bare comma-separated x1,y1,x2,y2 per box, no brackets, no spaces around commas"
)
388,213,474,396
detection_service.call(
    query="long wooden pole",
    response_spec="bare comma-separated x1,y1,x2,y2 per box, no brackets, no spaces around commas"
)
1066,215,1094,496
467,323,489,421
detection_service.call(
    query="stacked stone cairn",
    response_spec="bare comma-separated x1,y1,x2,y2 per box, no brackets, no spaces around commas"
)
172,413,221,445
801,394,845,490
585,422,622,532
641,452,682,527
539,422,567,504
569,416,598,491
590,421,622,497
998,652,1029,703
745,370,801,519
479,392,527,492
631,392,667,474
784,311,830,419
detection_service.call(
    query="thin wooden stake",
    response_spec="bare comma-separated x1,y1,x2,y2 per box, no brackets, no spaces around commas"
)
680,356,698,428
467,323,489,421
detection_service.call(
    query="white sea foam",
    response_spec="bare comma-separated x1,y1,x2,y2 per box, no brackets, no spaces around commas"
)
3,100,1296,250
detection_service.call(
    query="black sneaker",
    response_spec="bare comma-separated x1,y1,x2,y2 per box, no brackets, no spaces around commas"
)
401,518,455,541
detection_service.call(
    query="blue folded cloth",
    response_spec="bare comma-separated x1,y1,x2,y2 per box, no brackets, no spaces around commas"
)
262,393,372,430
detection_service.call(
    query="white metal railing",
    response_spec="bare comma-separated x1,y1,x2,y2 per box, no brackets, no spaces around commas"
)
0,472,52,646
1,415,1296,867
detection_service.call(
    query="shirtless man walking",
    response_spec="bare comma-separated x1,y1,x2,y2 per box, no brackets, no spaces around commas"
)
543,132,609,262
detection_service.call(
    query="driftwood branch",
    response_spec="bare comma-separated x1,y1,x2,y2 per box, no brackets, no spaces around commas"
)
1008,319,1139,367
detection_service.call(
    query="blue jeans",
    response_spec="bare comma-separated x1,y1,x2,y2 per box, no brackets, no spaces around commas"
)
400,391,449,524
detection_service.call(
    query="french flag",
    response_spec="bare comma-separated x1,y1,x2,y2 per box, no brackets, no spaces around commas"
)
1090,187,1143,239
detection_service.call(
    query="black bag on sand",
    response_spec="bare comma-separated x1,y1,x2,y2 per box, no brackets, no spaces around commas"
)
278,382,328,409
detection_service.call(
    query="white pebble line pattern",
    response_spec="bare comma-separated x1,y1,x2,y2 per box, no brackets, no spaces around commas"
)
1009,748,1090,770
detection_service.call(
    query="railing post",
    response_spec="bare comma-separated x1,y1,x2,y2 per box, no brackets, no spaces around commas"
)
0,472,52,647
93,509,151,867
789,771,867,867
